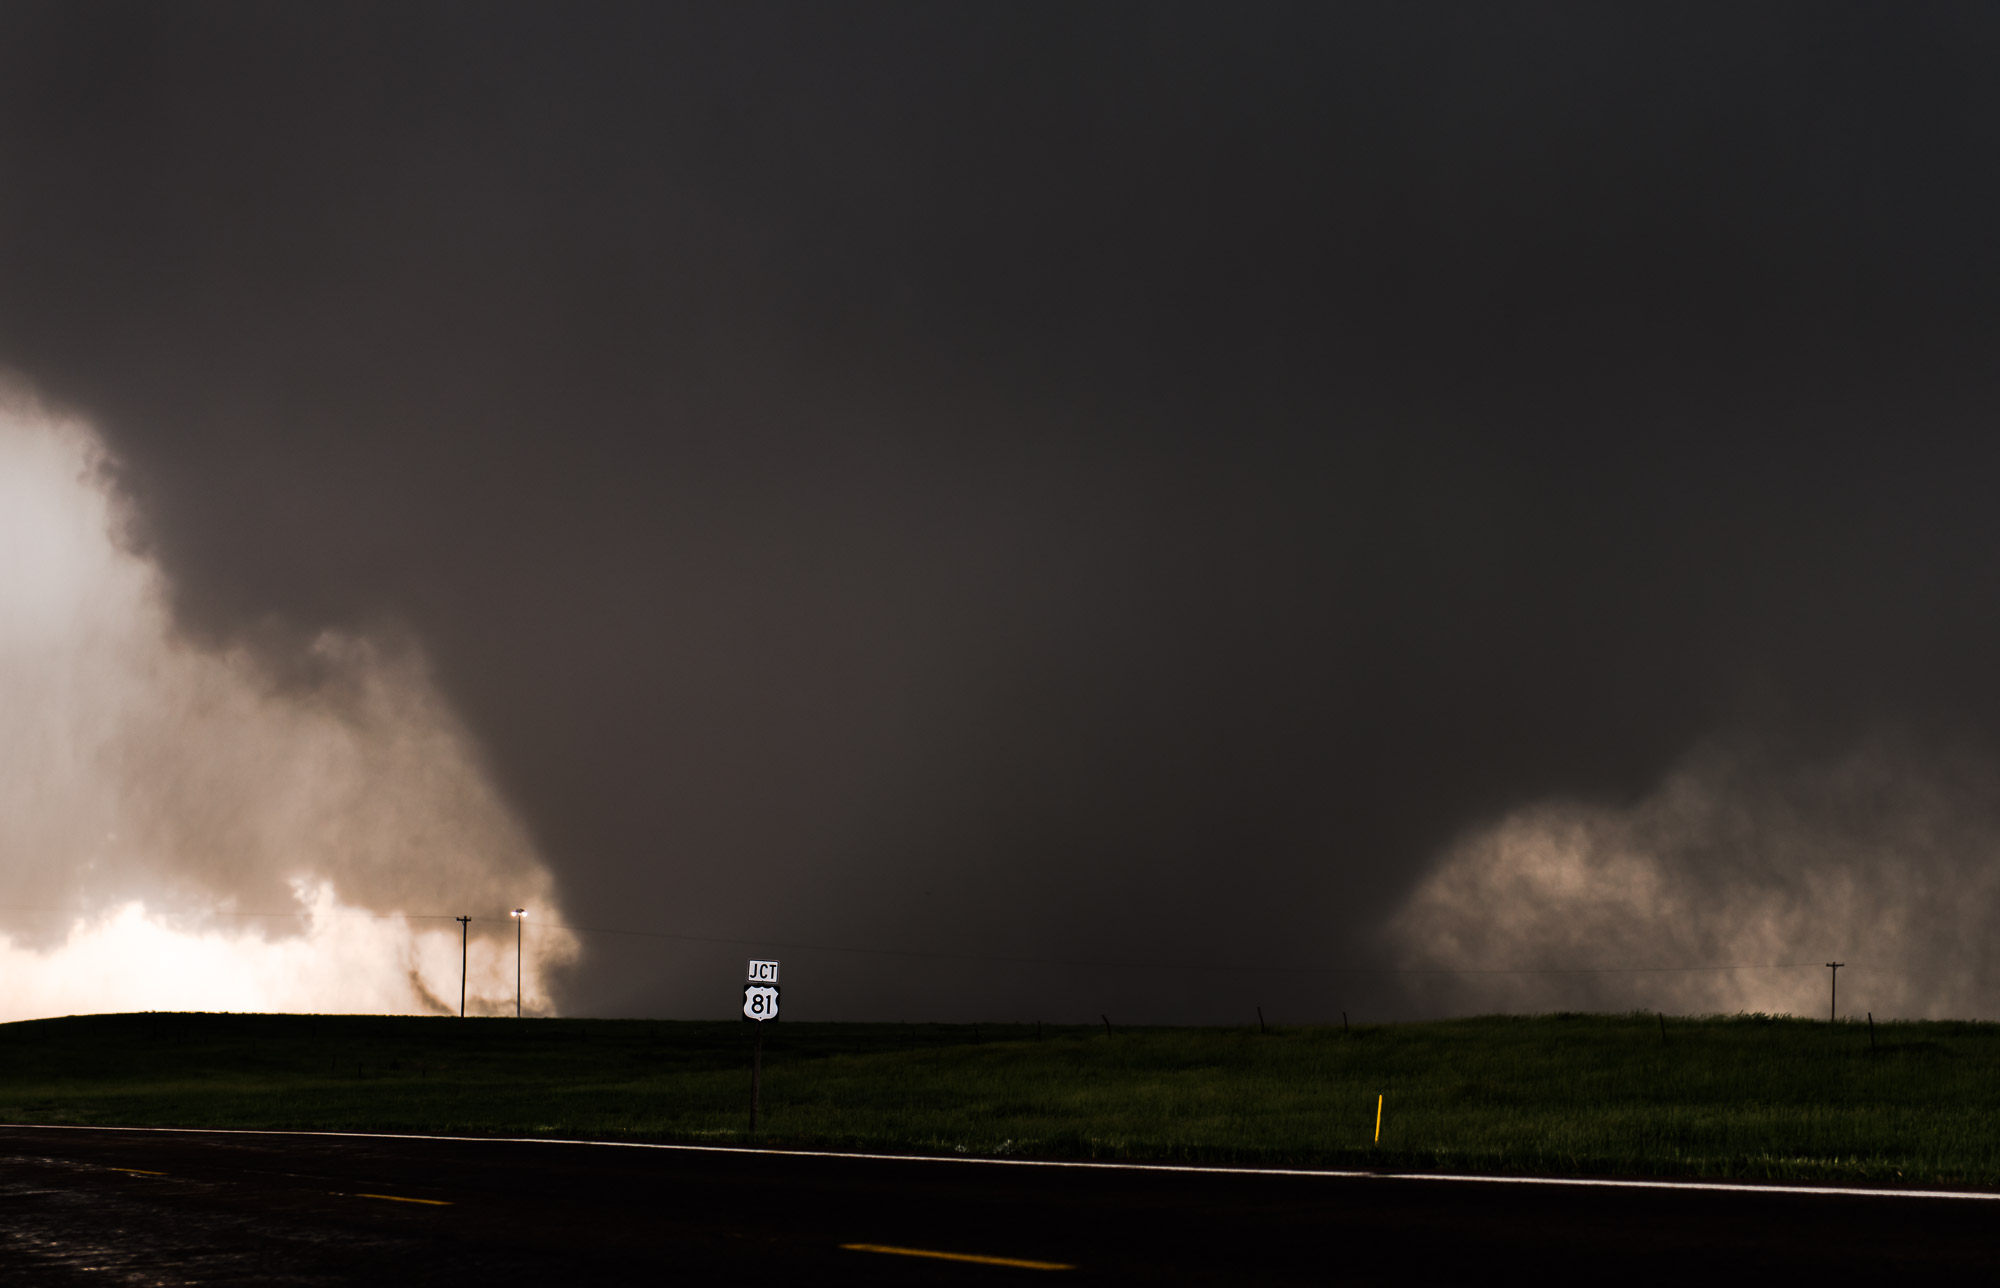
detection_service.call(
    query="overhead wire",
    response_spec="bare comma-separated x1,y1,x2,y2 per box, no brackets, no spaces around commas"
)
0,903,1839,978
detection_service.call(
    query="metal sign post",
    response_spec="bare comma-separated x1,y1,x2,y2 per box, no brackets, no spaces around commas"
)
743,960,780,1132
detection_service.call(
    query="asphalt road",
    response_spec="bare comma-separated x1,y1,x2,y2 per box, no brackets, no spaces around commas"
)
2,1126,1996,1284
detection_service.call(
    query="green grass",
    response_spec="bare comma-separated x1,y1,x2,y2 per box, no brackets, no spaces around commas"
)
4,1010,1998,1188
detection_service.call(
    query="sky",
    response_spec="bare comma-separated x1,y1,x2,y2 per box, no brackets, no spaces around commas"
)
3,4,2000,1023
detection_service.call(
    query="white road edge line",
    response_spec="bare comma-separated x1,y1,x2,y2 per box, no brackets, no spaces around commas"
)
0,1122,1989,1202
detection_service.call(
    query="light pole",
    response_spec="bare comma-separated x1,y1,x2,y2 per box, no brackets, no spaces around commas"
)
511,909,526,1018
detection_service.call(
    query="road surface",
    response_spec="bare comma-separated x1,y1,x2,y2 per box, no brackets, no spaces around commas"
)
1,1125,1995,1283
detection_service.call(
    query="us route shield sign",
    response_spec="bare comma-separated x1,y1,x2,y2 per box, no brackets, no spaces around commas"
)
743,983,779,1021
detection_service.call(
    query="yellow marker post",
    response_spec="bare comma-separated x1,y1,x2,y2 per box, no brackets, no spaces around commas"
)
1374,1093,1383,1144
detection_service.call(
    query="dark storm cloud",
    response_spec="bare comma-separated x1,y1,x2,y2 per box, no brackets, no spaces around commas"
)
4,2,2000,1019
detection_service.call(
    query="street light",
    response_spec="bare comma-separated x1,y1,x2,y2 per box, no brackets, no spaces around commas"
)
511,909,526,1018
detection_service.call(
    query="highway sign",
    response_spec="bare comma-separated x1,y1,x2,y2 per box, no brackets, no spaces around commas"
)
747,959,780,983
743,983,780,1021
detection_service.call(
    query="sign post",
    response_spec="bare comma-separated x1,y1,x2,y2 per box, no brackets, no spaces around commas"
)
743,960,780,1132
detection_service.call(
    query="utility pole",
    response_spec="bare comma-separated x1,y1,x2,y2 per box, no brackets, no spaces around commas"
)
457,916,471,1017
511,909,526,1018
1826,961,1844,1023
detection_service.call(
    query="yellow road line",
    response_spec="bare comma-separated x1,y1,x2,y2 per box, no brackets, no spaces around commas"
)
842,1243,1072,1271
352,1192,453,1206
110,1167,164,1175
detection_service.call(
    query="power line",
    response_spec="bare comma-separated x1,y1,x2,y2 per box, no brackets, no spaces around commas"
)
0,903,1837,979
507,919,1830,979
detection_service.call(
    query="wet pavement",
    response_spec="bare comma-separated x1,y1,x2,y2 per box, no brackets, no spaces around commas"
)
1,1126,1996,1283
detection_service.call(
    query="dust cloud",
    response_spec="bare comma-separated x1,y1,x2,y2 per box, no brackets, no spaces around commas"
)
1388,739,2000,1020
0,397,573,1020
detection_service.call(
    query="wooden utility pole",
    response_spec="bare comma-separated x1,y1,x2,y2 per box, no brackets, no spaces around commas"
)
512,909,526,1018
1826,961,1843,1023
457,916,471,1017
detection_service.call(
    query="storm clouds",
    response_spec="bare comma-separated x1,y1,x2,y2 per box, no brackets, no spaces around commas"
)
3,4,2000,1021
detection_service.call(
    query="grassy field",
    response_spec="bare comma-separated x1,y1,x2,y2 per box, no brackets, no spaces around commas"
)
3,1010,1998,1188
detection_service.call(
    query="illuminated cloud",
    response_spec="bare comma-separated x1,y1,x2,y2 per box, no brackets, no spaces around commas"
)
0,395,573,1020
1388,741,2000,1019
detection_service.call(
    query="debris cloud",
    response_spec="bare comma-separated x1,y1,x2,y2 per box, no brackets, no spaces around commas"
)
0,399,572,1020
1391,739,2000,1019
